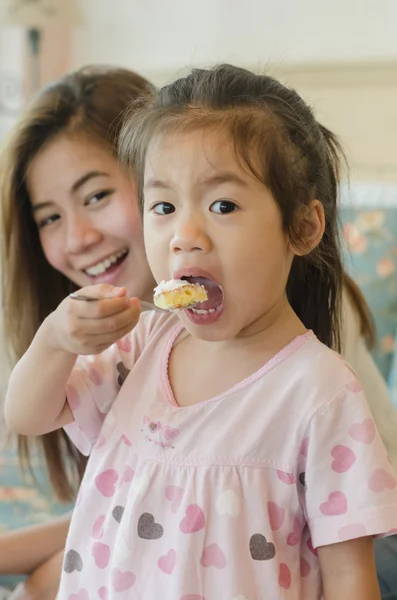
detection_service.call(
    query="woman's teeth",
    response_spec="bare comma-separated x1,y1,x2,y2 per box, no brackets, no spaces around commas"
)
84,250,127,276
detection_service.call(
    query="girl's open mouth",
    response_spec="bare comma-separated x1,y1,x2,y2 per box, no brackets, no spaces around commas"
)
182,276,224,324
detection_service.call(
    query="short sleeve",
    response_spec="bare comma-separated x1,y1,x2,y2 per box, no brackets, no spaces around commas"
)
299,380,397,548
63,311,174,455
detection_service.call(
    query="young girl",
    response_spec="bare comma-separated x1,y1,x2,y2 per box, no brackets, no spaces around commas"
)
5,64,397,599
0,65,155,598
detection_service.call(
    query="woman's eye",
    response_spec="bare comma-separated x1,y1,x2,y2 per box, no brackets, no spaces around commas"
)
37,214,60,229
152,202,175,215
85,190,112,206
210,200,238,214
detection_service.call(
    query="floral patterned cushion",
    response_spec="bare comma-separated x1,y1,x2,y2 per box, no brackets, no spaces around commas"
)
340,182,397,406
0,439,73,589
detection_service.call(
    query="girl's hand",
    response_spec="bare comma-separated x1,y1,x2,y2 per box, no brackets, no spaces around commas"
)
46,284,141,356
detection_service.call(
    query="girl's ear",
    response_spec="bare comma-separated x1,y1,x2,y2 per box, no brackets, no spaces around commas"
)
290,199,325,256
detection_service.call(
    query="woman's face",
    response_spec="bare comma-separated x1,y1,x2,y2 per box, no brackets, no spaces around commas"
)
28,135,155,301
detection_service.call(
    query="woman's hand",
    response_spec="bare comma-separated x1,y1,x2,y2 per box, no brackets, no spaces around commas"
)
46,284,141,356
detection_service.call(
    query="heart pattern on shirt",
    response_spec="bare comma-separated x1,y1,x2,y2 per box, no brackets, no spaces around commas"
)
92,542,110,569
200,543,227,569
180,505,206,534
68,589,89,600
138,513,164,540
111,568,136,592
320,491,347,516
95,469,118,497
64,549,83,573
112,506,125,524
348,419,376,444
249,534,275,561
158,549,176,574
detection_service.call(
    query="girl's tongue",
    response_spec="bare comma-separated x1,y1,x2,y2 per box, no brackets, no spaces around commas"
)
185,276,223,310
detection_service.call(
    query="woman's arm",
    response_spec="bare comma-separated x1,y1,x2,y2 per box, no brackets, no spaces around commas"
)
318,537,381,600
0,513,71,575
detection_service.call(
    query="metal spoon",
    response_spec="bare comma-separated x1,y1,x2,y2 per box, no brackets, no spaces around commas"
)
69,292,165,313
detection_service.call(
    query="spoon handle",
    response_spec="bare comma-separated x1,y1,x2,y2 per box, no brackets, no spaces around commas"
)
69,293,163,312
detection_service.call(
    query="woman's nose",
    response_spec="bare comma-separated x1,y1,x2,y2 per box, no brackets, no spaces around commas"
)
65,217,102,255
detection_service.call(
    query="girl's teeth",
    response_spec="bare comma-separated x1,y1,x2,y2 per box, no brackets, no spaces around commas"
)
85,250,126,276
190,307,219,315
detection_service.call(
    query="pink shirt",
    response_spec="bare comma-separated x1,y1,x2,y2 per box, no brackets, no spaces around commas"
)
59,312,397,599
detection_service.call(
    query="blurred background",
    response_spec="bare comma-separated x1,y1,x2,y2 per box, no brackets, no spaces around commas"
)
2,0,396,380
0,0,396,183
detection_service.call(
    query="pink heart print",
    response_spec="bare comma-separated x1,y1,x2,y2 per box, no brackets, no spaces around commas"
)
88,365,104,386
111,568,136,592
368,469,397,492
300,437,309,457
164,426,179,440
180,504,206,533
306,537,318,557
92,542,110,569
92,515,105,540
331,445,357,473
165,486,184,513
158,549,176,574
98,587,108,600
121,434,132,446
67,385,80,411
117,335,132,353
95,469,118,497
348,419,376,444
200,543,227,569
278,563,291,590
120,466,135,486
300,558,311,577
267,501,285,531
287,517,302,546
68,590,89,600
276,470,296,485
320,491,347,516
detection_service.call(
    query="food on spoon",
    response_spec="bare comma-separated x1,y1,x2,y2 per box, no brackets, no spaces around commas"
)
153,279,208,310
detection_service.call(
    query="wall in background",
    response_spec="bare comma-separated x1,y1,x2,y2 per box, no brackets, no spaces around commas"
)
72,0,397,73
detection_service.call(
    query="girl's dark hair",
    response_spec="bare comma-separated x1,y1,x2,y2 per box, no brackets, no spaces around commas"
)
120,63,345,350
0,65,152,501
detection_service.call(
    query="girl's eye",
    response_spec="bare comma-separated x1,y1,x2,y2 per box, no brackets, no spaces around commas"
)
152,202,175,215
85,190,112,206
37,214,60,229
210,200,238,214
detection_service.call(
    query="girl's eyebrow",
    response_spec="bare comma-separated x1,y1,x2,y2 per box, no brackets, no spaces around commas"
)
145,171,248,191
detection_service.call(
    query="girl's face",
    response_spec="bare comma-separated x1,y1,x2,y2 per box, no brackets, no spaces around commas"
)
28,135,155,301
143,128,297,341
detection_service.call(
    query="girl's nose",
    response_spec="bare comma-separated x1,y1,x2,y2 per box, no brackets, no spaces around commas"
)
170,215,211,255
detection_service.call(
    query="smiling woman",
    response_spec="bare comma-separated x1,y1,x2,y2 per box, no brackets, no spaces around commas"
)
0,64,156,597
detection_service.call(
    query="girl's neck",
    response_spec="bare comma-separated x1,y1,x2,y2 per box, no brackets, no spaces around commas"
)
195,297,305,354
